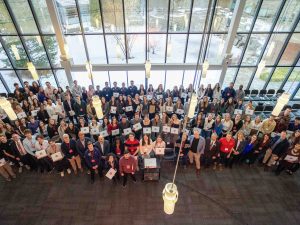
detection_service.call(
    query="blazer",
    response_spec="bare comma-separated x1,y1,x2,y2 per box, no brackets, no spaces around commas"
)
61,139,79,159
94,140,111,156
270,136,290,157
84,148,101,169
73,100,87,116
189,135,206,154
76,137,92,158
204,138,220,158
233,139,247,153
63,99,75,116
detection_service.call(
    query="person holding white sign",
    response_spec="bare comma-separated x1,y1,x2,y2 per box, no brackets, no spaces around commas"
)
130,112,143,140
125,96,134,119
139,134,153,157
275,142,300,176
151,113,162,140
85,142,102,183
152,135,166,156
109,96,118,118
170,114,181,145
46,140,71,177
174,98,184,119
35,135,53,173
164,97,174,118
105,153,120,184
141,115,152,136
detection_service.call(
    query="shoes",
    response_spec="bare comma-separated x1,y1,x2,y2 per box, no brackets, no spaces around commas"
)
74,170,78,175
60,172,65,177
6,178,12,182
18,167,23,173
25,165,30,170
213,164,217,170
67,169,71,174
122,184,127,188
12,175,16,179
87,170,91,175
196,169,200,175
219,164,223,171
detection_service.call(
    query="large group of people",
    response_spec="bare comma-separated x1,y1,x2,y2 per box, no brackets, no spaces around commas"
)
0,79,299,186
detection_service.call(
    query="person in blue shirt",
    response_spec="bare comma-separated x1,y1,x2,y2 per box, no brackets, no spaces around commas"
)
288,117,300,131
85,142,102,183
222,82,236,102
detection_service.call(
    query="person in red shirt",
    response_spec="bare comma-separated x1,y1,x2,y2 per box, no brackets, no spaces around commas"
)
119,150,137,187
218,132,235,170
124,133,140,156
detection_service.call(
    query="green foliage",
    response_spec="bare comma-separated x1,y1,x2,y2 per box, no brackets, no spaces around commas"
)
259,67,300,82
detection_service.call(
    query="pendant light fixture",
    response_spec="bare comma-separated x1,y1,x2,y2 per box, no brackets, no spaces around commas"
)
0,97,17,121
27,62,39,80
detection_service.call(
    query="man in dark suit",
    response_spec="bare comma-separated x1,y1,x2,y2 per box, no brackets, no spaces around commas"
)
203,133,220,170
76,131,92,172
127,80,138,97
73,95,87,121
111,81,120,96
120,82,128,96
94,135,111,158
102,82,112,101
263,131,290,169
63,93,76,123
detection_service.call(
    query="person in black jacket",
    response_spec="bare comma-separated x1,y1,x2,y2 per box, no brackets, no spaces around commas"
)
76,131,92,171
120,82,128,96
127,80,138,97
228,131,246,168
102,82,112,101
203,133,220,169
175,133,190,168
63,94,76,123
61,134,83,174
263,131,290,170
73,95,87,121
37,104,50,123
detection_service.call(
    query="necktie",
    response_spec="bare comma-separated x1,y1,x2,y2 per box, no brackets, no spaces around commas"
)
17,141,26,155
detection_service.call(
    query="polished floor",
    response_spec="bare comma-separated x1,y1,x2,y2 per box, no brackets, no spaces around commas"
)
0,162,299,225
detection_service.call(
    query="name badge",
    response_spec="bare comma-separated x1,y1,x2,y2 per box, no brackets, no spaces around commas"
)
125,106,133,112
110,106,117,114
162,126,171,133
133,123,142,131
100,130,109,137
166,106,173,112
111,129,120,136
152,126,160,133
123,127,132,135
81,127,89,134
143,127,151,134
170,128,179,134
176,109,184,115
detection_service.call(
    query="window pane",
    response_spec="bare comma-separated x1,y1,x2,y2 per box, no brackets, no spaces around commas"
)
56,0,81,34
189,0,209,32
283,68,300,94
148,34,166,63
182,71,195,90
185,34,202,63
165,70,183,90
211,0,234,32
279,34,300,66
43,36,62,68
85,35,107,64
39,70,57,88
234,67,256,89
148,70,165,90
206,34,228,65
166,34,186,63
201,70,221,87
109,71,127,85
241,34,268,66
23,36,50,68
17,70,34,85
101,0,124,33
0,79,7,94
65,35,87,64
78,0,102,33
93,71,110,88
262,34,288,66
127,71,145,88
231,34,247,65
0,0,17,34
0,70,21,92
0,43,12,69
267,67,290,90
274,0,300,32
32,0,55,34
149,0,168,32
125,0,145,32
237,0,260,32
222,68,237,89
249,67,272,90
55,70,69,89
253,0,281,32
106,35,126,64
168,0,191,33
295,88,300,99
127,34,145,64
71,72,92,89
2,36,29,68
8,0,39,34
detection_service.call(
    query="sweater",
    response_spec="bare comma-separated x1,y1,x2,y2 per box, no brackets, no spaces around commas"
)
119,155,137,174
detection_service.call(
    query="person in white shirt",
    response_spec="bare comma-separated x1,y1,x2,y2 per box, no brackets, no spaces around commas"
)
35,135,53,173
139,134,153,157
23,129,37,157
44,82,55,99
71,80,83,97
